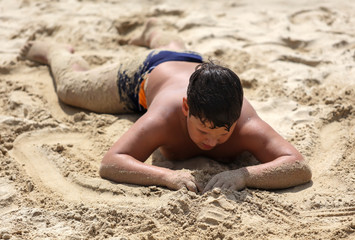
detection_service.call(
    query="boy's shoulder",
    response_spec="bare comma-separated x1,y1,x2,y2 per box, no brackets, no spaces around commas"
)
229,99,267,143
142,103,183,132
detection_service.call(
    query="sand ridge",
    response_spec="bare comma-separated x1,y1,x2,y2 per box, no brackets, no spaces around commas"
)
1,0,355,239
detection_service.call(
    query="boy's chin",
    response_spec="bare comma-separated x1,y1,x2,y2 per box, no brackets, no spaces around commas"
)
198,143,215,150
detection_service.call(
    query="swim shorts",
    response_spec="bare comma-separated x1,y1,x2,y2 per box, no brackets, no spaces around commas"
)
117,50,203,113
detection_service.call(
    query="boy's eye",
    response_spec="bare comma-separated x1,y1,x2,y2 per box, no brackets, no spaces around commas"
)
198,129,207,135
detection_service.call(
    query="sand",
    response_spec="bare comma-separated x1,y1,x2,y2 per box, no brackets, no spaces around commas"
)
0,0,354,239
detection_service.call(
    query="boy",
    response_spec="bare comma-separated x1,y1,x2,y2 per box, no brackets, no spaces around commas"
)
19,19,312,193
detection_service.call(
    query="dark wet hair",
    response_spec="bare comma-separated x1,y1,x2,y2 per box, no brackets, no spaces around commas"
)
187,61,243,131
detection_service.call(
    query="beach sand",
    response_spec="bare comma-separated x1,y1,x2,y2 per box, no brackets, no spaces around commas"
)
0,0,354,239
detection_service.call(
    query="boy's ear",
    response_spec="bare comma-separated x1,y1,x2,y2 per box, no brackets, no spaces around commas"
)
182,98,189,117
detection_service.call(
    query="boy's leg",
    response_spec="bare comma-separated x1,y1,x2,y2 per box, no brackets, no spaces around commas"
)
129,18,186,51
19,41,125,113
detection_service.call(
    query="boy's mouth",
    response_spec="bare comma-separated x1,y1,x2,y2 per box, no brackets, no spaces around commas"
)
200,143,214,150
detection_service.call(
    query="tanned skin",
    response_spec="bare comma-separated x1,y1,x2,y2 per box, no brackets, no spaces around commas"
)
19,19,312,193
100,60,312,193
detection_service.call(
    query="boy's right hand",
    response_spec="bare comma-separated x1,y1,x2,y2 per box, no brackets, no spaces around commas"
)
164,170,201,193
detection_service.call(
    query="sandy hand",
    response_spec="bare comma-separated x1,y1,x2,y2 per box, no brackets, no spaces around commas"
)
203,169,247,193
164,170,202,193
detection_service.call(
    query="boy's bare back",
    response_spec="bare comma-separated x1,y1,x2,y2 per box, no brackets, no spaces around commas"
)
100,61,312,193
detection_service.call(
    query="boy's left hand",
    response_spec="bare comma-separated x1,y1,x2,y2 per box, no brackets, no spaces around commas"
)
203,169,247,193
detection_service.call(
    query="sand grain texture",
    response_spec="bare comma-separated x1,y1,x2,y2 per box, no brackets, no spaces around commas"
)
0,0,354,239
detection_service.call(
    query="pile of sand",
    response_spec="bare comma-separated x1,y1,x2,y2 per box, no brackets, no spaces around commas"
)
0,0,354,239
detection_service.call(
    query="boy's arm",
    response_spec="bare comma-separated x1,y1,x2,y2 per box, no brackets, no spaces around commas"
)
204,104,312,192
240,117,312,189
99,113,200,193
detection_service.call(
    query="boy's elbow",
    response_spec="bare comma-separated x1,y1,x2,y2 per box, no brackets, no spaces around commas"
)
304,163,312,182
99,161,108,179
99,152,126,182
99,154,112,179
295,158,312,184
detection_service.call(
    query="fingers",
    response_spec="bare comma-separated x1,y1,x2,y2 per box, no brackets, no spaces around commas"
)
181,178,234,194
184,170,243,194
170,171,208,194
221,182,232,190
182,172,202,193
185,181,198,193
195,181,204,193
189,176,203,193
203,177,218,193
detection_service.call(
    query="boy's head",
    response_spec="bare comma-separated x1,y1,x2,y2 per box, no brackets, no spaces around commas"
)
186,61,244,131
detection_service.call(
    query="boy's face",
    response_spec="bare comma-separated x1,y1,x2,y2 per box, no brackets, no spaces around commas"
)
182,98,236,150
